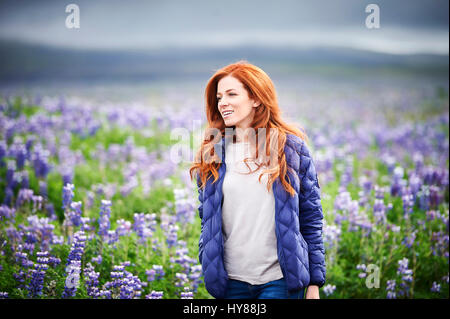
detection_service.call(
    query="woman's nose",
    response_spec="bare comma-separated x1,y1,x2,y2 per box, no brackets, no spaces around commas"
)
218,98,229,108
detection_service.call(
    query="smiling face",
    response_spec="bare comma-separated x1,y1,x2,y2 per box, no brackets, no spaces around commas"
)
217,75,261,130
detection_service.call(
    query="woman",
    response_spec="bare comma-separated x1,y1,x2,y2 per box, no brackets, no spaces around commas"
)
190,60,325,299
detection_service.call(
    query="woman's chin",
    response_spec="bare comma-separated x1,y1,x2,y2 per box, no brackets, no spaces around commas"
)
224,119,235,126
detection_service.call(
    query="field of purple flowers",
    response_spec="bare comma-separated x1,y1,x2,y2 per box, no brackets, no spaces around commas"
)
0,78,448,299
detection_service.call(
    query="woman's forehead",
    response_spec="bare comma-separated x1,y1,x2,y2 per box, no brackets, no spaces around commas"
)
217,76,243,92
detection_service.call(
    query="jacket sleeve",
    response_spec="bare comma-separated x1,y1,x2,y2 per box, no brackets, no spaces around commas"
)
196,176,205,264
297,142,326,288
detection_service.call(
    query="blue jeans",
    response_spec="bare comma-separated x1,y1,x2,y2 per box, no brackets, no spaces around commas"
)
224,277,305,299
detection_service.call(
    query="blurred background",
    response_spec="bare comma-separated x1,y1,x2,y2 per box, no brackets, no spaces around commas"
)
0,0,448,101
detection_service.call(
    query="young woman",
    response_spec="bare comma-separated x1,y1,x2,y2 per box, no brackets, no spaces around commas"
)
190,61,326,299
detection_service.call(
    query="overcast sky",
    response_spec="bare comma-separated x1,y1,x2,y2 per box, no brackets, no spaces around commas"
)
0,0,448,54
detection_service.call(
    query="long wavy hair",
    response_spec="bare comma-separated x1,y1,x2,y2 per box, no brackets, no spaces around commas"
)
189,60,308,196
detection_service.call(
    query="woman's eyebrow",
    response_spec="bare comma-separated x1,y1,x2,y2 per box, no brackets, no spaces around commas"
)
217,89,236,95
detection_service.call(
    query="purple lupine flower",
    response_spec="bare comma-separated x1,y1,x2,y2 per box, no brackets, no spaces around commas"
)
145,269,156,282
86,191,95,209
13,245,34,289
62,183,75,212
359,175,373,194
62,231,87,298
358,190,370,208
175,273,189,288
418,185,431,211
356,264,367,278
431,231,449,257
68,201,83,227
120,176,139,197
51,234,64,245
62,260,82,298
25,135,35,157
339,156,354,188
105,263,143,299
98,199,112,239
412,152,424,173
116,219,132,237
99,289,112,299
430,281,441,293
32,146,52,178
20,170,30,189
3,187,14,206
0,140,7,168
401,187,414,218
372,199,391,225
48,256,61,267
6,160,16,189
145,291,163,299
429,185,443,209
151,238,162,253
80,217,94,232
408,172,422,200
27,251,50,297
386,279,396,299
381,152,396,173
62,167,74,188
121,271,143,299
166,224,179,248
0,292,8,299
152,265,165,280
91,255,102,265
402,230,417,249
172,245,196,274
0,205,16,221
396,258,413,298
174,188,195,224
390,166,407,197
45,202,57,221
84,262,101,298
180,286,194,299
426,210,441,221
26,215,55,251
31,195,43,213
15,188,34,208
334,191,352,212
323,222,342,250
188,265,203,292
108,265,125,290
374,185,388,200
323,284,336,296
106,230,119,246
133,213,156,245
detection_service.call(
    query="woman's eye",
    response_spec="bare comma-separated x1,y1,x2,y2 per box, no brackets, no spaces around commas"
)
217,93,236,100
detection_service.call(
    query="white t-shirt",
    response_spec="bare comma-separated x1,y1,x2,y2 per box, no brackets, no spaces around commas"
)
221,141,284,284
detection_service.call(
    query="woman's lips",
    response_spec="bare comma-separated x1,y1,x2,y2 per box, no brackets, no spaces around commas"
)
222,110,234,118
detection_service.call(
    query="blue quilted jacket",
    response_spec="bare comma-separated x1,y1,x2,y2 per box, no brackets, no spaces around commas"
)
196,133,326,299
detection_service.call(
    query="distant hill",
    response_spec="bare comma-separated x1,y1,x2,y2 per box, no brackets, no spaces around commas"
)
0,39,448,84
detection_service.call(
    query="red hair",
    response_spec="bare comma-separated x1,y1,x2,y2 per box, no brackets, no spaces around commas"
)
190,60,307,196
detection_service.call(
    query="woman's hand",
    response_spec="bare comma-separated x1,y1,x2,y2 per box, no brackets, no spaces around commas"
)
305,285,320,299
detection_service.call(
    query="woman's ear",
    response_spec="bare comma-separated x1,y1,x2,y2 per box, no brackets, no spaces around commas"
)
253,100,261,108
